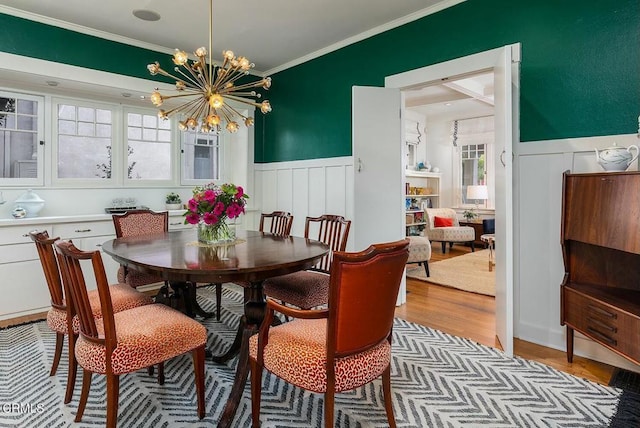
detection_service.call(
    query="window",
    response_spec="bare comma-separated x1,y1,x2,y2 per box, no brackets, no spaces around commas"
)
0,91,44,185
126,111,172,181
453,116,494,209
181,131,221,184
56,101,113,180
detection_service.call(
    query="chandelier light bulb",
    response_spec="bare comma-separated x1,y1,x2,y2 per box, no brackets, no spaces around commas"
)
209,93,224,109
226,121,239,133
150,90,163,106
172,50,189,66
207,114,221,126
260,101,272,114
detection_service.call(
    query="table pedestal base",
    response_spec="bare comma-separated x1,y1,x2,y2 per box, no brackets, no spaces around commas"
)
155,282,216,319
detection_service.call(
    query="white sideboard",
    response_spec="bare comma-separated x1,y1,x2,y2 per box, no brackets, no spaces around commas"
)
0,210,192,321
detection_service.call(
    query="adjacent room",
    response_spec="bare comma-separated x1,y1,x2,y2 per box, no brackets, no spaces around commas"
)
0,0,638,427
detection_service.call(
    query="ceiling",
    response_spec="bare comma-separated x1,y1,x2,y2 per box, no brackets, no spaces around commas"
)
0,0,457,75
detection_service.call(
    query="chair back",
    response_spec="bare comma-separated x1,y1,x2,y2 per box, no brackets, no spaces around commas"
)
55,240,115,349
29,230,65,309
327,239,409,357
304,214,351,273
259,211,293,236
112,209,168,238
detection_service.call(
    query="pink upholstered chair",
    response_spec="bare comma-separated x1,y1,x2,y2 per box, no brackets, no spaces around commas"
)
249,239,410,427
29,230,154,404
112,210,168,288
55,240,206,428
262,214,350,312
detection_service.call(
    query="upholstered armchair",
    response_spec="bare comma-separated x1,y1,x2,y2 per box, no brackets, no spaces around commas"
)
424,208,475,253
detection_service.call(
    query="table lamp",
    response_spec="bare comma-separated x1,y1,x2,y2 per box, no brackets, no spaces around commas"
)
466,185,488,210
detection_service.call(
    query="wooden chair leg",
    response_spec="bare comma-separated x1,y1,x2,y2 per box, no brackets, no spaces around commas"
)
64,333,77,404
382,365,397,428
441,242,446,253
215,283,222,321
324,389,335,428
250,358,263,427
423,261,430,277
192,346,206,419
75,369,92,422
147,365,155,376
157,362,165,385
471,242,475,252
105,374,120,428
50,332,64,376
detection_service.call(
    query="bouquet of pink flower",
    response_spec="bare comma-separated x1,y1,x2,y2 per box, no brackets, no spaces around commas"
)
184,182,249,225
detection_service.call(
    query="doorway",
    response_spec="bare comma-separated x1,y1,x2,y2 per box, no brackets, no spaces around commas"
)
385,44,520,356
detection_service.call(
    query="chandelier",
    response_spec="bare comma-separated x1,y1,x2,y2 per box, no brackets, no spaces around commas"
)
146,0,271,133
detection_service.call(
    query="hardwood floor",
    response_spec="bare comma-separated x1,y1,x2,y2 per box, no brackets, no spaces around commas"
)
395,242,615,386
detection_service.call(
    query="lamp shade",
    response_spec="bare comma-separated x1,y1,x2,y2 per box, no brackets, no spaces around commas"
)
466,185,488,201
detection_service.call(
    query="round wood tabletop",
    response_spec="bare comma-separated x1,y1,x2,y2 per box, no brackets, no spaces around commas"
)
102,229,329,284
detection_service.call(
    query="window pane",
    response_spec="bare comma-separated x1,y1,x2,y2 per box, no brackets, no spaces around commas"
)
17,115,36,131
96,124,111,138
126,110,172,180
77,122,94,136
57,103,112,179
96,109,111,123
58,104,76,120
127,141,171,179
0,93,41,180
158,129,171,142
78,107,95,122
128,113,142,127
182,132,220,181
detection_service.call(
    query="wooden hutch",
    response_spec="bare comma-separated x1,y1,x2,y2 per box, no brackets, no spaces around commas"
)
561,171,640,365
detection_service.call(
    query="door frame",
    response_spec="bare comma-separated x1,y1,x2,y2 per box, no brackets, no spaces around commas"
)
385,44,521,355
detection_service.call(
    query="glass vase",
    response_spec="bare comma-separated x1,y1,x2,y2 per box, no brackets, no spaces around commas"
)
197,219,236,244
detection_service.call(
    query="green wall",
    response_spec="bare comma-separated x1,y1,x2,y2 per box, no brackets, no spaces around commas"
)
257,0,639,162
1,0,638,163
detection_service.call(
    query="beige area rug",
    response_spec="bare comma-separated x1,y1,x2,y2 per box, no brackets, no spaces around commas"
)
407,249,495,296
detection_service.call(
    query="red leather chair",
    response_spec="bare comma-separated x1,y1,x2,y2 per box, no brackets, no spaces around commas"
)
250,239,409,427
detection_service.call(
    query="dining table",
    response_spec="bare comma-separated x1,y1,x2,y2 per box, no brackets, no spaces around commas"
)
102,228,329,428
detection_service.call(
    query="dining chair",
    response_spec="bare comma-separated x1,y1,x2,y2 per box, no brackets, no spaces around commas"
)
262,214,350,312
249,239,410,427
220,211,294,319
111,209,168,288
54,240,207,428
29,230,154,404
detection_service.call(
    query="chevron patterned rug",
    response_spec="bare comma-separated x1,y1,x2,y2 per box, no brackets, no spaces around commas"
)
0,285,627,427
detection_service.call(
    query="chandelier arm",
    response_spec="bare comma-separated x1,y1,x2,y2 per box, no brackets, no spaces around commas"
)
221,102,248,120
153,67,190,84
158,92,204,101
174,66,207,91
162,97,204,117
223,81,268,92
192,100,210,123
212,65,243,90
224,94,266,108
218,106,235,124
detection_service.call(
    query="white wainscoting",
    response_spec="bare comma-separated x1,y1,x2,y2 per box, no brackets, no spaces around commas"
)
253,156,355,248
516,133,639,371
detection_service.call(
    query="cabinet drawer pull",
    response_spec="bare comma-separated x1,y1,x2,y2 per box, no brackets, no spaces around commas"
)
95,244,102,247
170,222,182,226
74,229,92,233
588,304,616,319
587,317,617,333
586,327,617,346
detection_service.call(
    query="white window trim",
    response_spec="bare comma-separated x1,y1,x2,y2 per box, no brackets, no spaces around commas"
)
452,133,496,210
